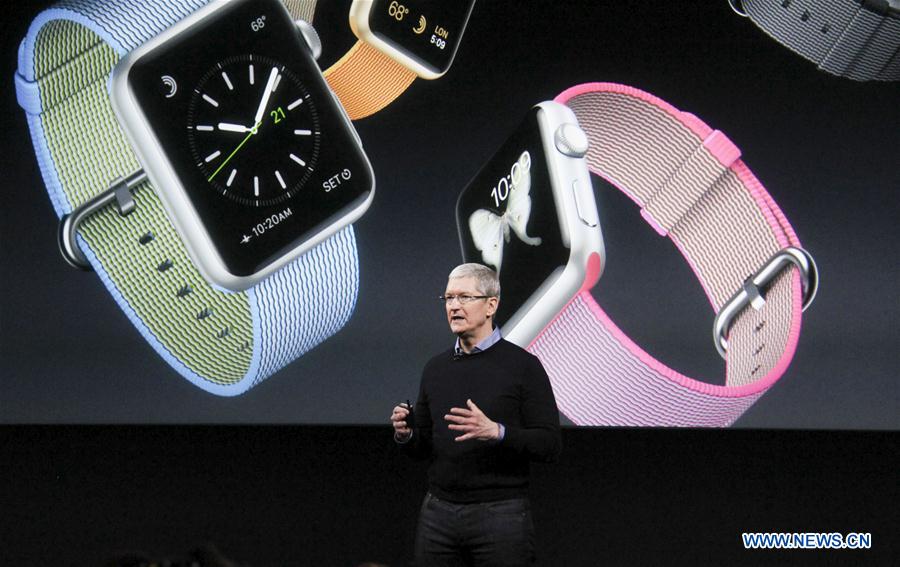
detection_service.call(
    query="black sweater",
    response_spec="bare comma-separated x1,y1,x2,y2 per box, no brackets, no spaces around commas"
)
400,339,562,503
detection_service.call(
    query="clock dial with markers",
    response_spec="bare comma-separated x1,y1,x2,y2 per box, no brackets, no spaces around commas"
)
187,54,321,207
122,0,373,279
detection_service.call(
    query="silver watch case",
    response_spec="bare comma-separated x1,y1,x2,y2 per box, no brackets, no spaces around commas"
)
501,101,606,348
110,0,373,292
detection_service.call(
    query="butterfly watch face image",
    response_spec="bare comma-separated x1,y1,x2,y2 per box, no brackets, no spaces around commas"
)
350,0,477,78
112,0,374,291
457,103,605,346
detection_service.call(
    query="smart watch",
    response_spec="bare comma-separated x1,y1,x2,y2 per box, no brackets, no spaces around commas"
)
730,0,900,81
456,83,819,426
329,0,477,119
15,0,374,395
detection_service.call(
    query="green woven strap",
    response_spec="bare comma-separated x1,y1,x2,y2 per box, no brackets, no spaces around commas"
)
29,0,322,387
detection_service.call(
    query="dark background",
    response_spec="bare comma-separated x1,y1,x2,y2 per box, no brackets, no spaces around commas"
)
1,427,896,566
0,1,897,564
2,1,898,428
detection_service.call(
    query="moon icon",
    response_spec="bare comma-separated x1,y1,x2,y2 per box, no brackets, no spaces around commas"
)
413,15,427,35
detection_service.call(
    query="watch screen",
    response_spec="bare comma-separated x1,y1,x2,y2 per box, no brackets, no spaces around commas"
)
128,0,372,277
457,108,570,327
367,0,476,75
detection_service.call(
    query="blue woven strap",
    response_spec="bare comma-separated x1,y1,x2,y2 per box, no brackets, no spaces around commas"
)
15,0,360,396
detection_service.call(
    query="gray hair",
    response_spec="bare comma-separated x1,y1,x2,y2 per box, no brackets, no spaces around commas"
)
448,263,501,297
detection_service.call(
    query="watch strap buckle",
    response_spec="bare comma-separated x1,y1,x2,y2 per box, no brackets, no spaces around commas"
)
58,170,147,270
713,246,818,358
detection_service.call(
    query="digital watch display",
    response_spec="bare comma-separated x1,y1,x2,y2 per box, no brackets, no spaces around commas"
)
457,108,571,327
117,0,373,283
351,0,476,78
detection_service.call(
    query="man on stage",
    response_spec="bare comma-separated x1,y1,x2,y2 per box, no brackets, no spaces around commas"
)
391,263,562,566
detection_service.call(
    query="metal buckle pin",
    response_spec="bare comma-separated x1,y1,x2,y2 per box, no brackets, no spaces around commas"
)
58,170,147,271
713,246,818,358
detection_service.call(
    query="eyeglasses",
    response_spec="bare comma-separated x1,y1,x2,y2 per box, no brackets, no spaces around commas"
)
439,295,493,305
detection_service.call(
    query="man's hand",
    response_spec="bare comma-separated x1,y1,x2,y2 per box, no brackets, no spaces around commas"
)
445,399,500,442
391,404,412,441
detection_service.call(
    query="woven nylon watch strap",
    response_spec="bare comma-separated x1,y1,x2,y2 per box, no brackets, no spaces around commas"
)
525,83,807,426
742,0,900,81
324,40,417,120
15,0,360,396
286,0,418,118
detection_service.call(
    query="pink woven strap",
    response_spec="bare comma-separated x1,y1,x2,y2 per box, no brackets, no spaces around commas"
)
530,83,806,426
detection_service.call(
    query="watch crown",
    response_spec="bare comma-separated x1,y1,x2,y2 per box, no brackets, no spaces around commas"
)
554,123,589,158
295,20,322,61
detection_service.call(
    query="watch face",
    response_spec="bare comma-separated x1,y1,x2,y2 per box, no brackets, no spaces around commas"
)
366,0,476,76
124,0,372,279
186,54,321,209
457,107,570,327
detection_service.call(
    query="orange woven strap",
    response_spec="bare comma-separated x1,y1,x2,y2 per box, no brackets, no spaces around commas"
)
324,40,417,120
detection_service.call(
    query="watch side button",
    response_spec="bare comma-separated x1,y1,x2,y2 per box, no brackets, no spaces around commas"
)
330,88,362,147
572,180,598,227
554,123,589,158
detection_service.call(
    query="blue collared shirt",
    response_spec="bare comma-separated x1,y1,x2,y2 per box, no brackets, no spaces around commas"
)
454,326,503,357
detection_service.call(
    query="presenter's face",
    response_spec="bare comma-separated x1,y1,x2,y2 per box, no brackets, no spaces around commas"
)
444,277,497,338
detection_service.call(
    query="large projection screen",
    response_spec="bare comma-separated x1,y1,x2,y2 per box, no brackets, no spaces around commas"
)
2,0,897,428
